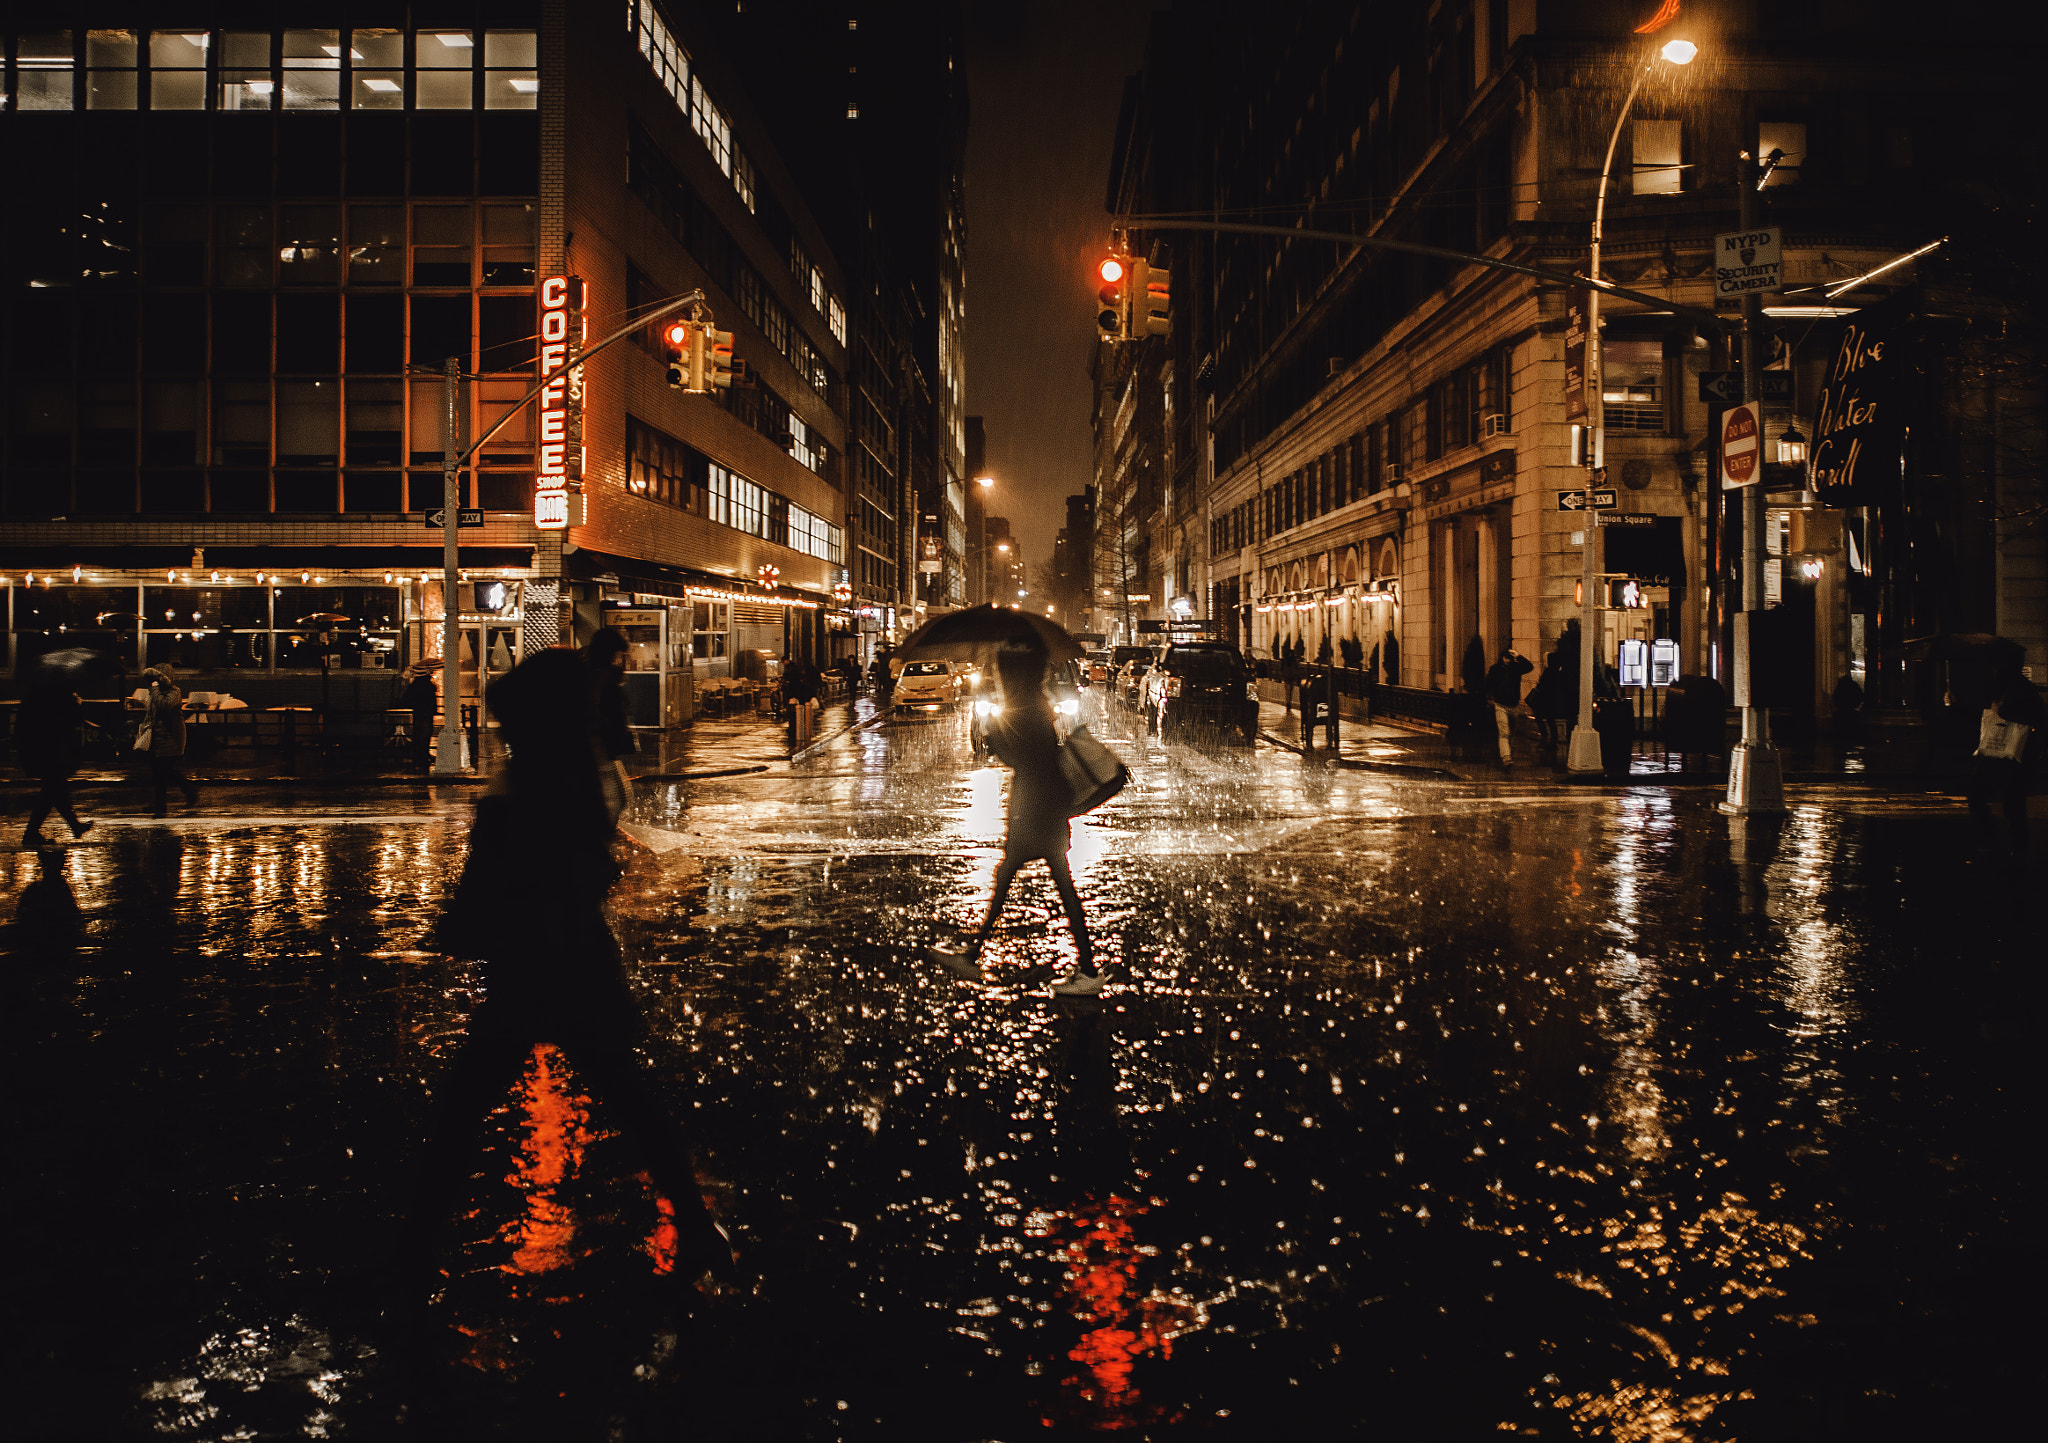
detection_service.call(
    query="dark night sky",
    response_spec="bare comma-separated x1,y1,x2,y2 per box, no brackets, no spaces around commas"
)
965,0,1160,580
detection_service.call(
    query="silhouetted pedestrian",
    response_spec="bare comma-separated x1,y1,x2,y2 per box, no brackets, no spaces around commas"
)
403,648,734,1289
1968,652,2045,860
928,646,1103,996
784,656,822,751
140,664,199,817
18,679,94,845
584,627,636,820
398,663,439,772
1300,665,1339,753
1482,648,1534,769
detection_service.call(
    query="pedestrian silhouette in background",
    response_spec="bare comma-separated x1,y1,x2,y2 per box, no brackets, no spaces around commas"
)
1968,644,2045,861
1482,648,1534,770
928,645,1104,996
584,626,637,821
784,655,821,752
18,677,95,846
398,663,439,773
140,664,199,818
1300,664,1339,754
1528,623,1582,764
402,648,735,1287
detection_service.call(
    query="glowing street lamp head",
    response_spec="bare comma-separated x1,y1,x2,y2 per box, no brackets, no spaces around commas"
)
1659,39,1698,64
1098,257,1124,284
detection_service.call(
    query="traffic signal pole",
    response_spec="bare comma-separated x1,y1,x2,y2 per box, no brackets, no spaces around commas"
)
1721,153,1786,816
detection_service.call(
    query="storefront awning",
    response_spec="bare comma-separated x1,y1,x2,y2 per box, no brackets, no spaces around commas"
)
564,547,828,607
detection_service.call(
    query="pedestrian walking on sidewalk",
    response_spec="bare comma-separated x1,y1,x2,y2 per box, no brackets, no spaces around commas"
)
1300,665,1340,754
140,664,199,817
403,647,734,1288
398,663,439,772
928,646,1104,996
18,677,95,846
1968,647,2045,860
1527,625,1580,763
1483,648,1534,769
584,626,637,821
784,656,821,752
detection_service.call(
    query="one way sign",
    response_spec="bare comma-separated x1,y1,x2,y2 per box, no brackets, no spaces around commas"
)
1698,370,1795,407
1556,488,1618,511
424,508,484,528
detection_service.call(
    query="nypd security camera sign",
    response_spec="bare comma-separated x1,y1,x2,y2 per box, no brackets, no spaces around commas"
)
1715,228,1782,297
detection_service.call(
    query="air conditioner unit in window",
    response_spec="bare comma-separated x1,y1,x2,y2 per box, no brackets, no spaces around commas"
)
1384,462,1406,485
1482,413,1510,438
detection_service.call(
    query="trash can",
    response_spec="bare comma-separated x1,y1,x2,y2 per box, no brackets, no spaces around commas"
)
1594,696,1635,779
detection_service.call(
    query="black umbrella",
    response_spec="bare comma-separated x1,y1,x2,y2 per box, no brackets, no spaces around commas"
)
898,604,1085,664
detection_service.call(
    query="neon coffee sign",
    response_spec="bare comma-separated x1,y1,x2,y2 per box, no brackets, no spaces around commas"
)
535,276,585,530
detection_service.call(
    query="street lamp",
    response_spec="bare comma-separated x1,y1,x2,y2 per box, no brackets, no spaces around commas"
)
974,474,995,606
1567,32,1697,774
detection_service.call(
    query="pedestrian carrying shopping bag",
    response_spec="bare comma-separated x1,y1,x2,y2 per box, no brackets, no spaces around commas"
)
1976,705,2030,763
1057,724,1129,817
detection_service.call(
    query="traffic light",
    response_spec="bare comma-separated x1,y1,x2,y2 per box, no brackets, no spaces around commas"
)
1095,256,1127,339
663,318,695,389
1131,259,1170,336
703,328,735,390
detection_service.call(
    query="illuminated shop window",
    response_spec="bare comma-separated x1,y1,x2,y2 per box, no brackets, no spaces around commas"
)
148,31,208,110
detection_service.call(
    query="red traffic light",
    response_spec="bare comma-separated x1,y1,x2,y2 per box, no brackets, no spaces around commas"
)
664,321,691,347
1098,258,1124,284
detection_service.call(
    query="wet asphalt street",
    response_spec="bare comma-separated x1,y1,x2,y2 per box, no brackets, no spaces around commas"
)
2,692,2037,1441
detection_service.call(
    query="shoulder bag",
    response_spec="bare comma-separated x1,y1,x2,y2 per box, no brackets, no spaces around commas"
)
1057,724,1129,817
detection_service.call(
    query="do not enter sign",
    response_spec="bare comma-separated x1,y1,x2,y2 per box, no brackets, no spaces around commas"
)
1721,401,1762,488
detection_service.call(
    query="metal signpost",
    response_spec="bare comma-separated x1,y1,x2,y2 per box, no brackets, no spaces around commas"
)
1718,165,1787,816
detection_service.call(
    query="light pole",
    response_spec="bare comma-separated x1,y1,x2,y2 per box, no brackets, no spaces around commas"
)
974,474,994,606
1721,146,1788,815
1568,35,1697,774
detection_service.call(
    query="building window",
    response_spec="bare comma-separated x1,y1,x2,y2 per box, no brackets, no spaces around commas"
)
148,31,208,110
1601,340,1663,431
632,0,690,109
85,29,138,109
827,296,847,345
1758,121,1806,186
690,75,734,176
1632,119,1682,195
218,31,273,110
13,31,75,110
416,29,474,110
484,30,537,110
351,28,404,108
282,30,342,111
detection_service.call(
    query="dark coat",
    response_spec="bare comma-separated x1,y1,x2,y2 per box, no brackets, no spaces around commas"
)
17,687,83,777
1483,654,1534,707
985,699,1071,861
141,671,188,757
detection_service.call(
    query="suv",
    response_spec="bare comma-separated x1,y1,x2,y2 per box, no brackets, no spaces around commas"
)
1148,642,1259,744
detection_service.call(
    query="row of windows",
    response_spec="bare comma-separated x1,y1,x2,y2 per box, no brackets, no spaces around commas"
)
627,121,837,404
0,468,531,517
28,201,538,291
10,375,539,471
5,292,541,377
855,548,898,596
625,415,842,563
2,29,537,112
789,235,847,345
627,2,752,210
625,267,831,481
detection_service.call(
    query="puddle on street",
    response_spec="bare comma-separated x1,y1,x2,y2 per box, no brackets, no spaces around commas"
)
1,709,2032,1438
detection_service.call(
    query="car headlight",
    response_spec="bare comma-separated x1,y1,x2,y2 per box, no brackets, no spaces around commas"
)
975,699,1000,718
1057,698,1078,715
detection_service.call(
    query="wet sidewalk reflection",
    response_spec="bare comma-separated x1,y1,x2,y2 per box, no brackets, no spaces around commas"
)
1,708,2036,1438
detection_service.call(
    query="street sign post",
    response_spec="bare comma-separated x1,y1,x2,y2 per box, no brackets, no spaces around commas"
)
1556,488,1618,511
1720,401,1763,488
1698,370,1794,407
424,508,484,528
1714,227,1782,298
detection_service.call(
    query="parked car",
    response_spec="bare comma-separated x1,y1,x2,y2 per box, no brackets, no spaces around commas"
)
894,658,966,711
1083,649,1114,686
1114,654,1155,710
1147,642,1259,744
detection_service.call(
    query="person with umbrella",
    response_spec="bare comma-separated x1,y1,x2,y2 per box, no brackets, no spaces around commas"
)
18,671,96,846
907,606,1114,997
